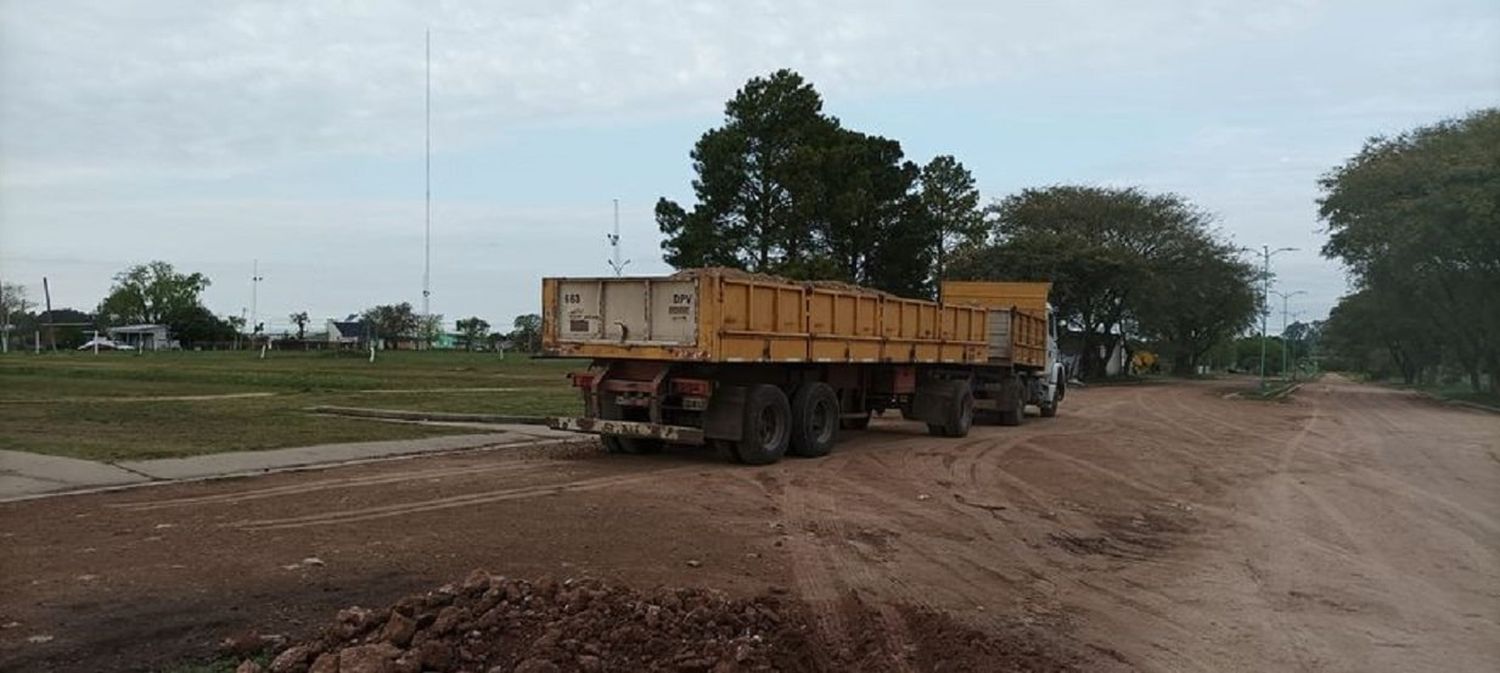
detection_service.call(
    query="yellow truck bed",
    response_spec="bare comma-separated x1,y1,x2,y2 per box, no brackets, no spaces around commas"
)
939,280,1051,369
542,269,990,364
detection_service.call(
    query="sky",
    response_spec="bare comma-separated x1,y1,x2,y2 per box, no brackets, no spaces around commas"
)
1,0,1496,335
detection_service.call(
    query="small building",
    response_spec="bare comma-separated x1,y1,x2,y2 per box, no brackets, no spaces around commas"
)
106,324,174,350
327,318,369,346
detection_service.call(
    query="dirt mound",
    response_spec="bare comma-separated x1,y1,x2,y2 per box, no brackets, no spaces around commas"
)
255,571,813,673
247,571,1079,673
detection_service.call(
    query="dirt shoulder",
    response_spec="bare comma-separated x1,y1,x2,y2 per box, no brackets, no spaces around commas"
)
1,376,1495,672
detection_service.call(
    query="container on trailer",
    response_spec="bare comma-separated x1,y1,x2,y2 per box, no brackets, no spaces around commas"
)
542,269,990,364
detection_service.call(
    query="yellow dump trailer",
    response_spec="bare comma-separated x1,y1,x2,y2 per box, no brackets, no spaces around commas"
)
543,270,1066,465
939,280,1052,369
541,269,989,364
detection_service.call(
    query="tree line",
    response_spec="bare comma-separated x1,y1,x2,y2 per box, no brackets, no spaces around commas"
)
0,263,544,353
658,69,1259,379
1318,109,1498,393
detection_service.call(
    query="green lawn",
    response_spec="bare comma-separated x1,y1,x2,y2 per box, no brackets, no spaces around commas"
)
0,350,585,461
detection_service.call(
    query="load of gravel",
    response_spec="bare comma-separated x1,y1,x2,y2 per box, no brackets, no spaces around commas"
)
254,570,814,673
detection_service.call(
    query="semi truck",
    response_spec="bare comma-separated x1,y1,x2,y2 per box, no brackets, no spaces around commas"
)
541,268,1065,464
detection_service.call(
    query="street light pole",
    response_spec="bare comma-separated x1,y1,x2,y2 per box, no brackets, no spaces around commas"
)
1259,245,1296,390
1272,289,1305,380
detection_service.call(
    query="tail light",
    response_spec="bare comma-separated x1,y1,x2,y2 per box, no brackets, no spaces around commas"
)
671,378,713,397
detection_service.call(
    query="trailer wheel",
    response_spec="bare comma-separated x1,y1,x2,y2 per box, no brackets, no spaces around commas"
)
733,384,791,465
998,377,1025,427
927,380,974,437
789,382,839,457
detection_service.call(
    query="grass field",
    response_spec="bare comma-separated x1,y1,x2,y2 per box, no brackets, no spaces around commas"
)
0,350,583,461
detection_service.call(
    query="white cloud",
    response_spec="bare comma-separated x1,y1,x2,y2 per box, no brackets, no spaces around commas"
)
0,0,1374,183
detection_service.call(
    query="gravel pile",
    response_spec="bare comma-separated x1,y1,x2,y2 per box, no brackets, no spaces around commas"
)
252,570,814,673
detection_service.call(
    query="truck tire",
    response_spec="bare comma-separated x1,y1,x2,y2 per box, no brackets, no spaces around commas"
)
927,380,974,437
1039,380,1063,418
998,377,1025,427
789,382,839,457
733,384,791,465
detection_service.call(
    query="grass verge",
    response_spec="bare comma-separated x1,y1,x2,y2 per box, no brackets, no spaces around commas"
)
0,351,584,461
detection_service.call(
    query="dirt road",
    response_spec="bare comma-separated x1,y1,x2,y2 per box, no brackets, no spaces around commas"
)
2,376,1496,672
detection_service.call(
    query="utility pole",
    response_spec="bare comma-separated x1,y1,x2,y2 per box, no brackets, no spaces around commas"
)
1272,289,1305,380
1259,246,1296,390
606,199,630,276
250,259,263,340
42,276,55,351
421,28,432,347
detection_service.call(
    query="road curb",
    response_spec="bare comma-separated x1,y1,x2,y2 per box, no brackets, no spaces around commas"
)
306,405,548,425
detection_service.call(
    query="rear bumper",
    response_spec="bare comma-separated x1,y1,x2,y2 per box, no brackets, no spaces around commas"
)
546,417,706,445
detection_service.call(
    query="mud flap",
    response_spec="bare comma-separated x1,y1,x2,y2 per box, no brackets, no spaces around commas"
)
909,382,955,425
702,384,747,441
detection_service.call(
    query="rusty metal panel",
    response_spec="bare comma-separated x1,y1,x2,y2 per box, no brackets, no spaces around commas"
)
547,416,705,445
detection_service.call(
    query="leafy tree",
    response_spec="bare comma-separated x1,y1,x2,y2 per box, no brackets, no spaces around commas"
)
455,316,490,351
1133,234,1259,375
171,305,237,346
656,69,950,297
952,186,1221,378
920,155,985,282
361,302,418,349
97,261,211,327
509,314,542,353
418,313,445,348
288,311,310,340
1,282,33,352
0,281,31,319
1319,108,1500,391
658,69,837,272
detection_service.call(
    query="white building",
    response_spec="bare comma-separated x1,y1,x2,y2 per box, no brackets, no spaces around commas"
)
106,324,175,350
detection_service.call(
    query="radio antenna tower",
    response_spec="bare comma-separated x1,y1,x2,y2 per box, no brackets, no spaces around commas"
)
421,29,432,327
606,198,630,276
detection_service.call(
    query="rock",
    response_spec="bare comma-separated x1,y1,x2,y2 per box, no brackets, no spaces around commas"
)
430,605,464,635
917,493,932,501
26,635,54,644
235,661,266,673
302,557,325,567
268,644,314,673
336,643,401,673
334,606,374,639
307,652,339,673
514,658,560,673
685,559,702,568
461,569,491,594
380,610,416,647
416,639,454,670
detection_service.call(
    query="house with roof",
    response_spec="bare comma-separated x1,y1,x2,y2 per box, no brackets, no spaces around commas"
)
106,324,175,350
326,317,370,347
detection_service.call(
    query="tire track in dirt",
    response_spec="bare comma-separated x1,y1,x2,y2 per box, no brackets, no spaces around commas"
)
110,460,554,511
229,467,697,530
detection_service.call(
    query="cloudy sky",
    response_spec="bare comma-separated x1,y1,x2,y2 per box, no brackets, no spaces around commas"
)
1,1,1496,333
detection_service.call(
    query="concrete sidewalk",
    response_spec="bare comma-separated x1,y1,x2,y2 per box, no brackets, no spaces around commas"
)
0,424,575,502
